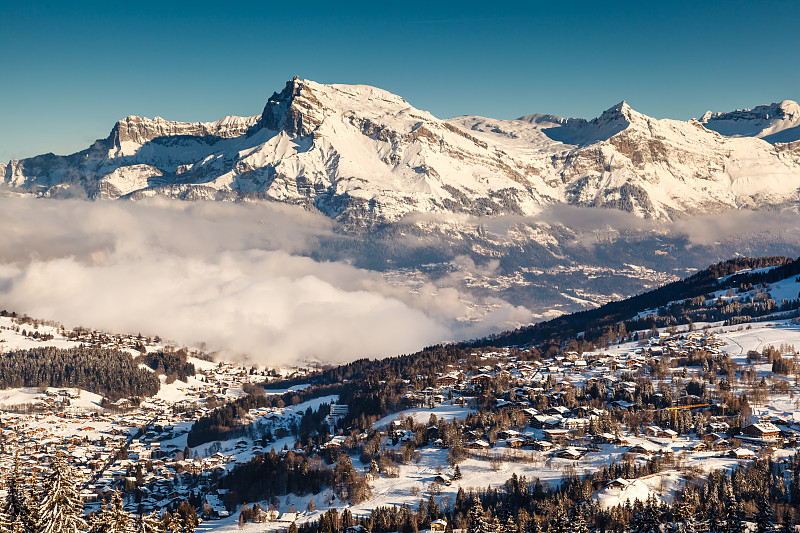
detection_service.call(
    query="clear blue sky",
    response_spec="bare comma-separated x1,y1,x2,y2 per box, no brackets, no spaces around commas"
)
2,0,798,161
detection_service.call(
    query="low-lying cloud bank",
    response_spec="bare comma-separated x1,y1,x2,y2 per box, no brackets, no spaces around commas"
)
0,198,531,365
1,197,799,366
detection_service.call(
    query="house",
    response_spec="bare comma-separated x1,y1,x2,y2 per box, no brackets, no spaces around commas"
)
436,374,459,387
431,519,448,532
322,435,347,449
606,478,630,490
729,448,755,459
466,440,490,450
555,447,583,460
629,441,660,455
543,429,570,444
506,437,524,448
657,429,678,439
434,474,452,486
742,423,780,440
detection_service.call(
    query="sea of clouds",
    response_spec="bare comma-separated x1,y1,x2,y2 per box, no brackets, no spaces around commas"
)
1,196,799,366
0,198,533,365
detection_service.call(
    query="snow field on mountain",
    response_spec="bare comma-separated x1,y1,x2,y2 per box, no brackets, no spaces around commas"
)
5,78,799,224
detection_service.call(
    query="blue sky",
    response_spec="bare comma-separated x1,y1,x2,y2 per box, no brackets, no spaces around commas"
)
2,0,798,161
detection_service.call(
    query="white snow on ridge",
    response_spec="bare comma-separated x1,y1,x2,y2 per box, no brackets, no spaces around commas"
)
4,79,800,224
700,100,800,143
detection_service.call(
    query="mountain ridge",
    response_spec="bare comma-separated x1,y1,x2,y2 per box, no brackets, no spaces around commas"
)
3,78,800,225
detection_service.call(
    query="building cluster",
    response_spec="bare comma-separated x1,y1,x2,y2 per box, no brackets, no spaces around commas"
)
392,331,800,464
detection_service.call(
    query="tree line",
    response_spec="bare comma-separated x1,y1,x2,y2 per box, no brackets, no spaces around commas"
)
0,346,160,400
291,453,799,533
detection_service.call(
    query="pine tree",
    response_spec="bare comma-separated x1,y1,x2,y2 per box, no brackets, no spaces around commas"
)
453,465,462,481
708,501,727,533
9,515,25,533
134,512,163,533
756,499,778,533
468,497,485,533
4,454,28,523
572,505,590,533
505,512,517,533
39,454,87,533
549,504,571,533
0,506,12,533
725,494,746,533
26,471,41,533
89,499,114,533
105,492,132,533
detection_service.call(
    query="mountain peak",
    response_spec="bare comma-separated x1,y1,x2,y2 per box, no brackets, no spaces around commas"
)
596,101,640,124
258,77,326,136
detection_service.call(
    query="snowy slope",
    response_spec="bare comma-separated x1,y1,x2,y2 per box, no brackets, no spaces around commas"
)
700,100,800,143
3,78,800,224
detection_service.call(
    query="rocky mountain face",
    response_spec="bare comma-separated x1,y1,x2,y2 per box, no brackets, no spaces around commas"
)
3,78,800,225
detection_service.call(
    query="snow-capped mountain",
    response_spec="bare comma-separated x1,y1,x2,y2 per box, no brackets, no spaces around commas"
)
3,77,800,224
699,100,800,144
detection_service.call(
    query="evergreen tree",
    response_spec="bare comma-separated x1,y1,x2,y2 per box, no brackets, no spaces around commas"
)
756,499,778,533
549,504,571,533
4,454,28,523
134,512,164,533
25,470,41,533
571,505,590,533
504,513,517,533
468,497,485,533
10,515,25,533
105,492,132,533
39,455,87,533
0,506,12,533
725,494,746,533
708,501,727,533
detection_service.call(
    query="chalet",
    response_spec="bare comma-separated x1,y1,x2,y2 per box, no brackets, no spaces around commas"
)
498,429,520,440
592,433,616,444
436,374,459,386
729,448,755,459
470,374,492,385
531,440,553,451
431,519,448,532
629,441,659,455
657,429,678,439
562,418,590,431
530,415,561,429
546,406,571,417
742,423,780,440
506,437,524,448
606,478,630,490
434,474,452,486
466,440,490,450
543,429,570,444
322,435,347,449
555,447,583,460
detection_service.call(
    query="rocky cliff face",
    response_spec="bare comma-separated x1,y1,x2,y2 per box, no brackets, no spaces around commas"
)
3,78,800,225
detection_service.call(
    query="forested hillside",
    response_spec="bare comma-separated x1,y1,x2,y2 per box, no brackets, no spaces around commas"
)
0,346,160,399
